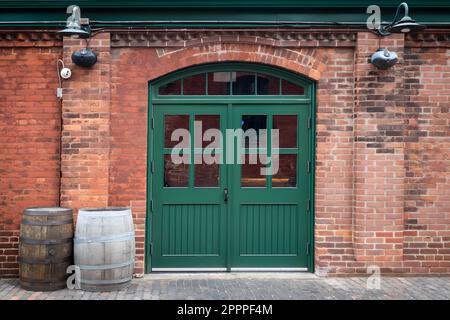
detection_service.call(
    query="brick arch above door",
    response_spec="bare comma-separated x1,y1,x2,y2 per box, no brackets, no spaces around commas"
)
150,44,324,81
113,43,325,83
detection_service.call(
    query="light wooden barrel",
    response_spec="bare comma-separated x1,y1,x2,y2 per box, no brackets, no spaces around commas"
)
74,207,135,291
19,207,73,291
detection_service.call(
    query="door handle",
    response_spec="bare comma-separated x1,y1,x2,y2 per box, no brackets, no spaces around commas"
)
223,188,229,203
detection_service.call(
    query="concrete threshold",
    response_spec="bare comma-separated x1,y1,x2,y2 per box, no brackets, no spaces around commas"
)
141,272,319,280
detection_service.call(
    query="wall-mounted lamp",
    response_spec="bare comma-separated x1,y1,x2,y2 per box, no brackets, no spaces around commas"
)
58,5,91,39
378,2,426,36
370,48,398,69
71,48,97,68
58,5,97,68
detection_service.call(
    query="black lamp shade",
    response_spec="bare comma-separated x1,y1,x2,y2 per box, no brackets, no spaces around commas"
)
370,48,398,70
71,48,97,68
378,3,427,36
386,16,426,33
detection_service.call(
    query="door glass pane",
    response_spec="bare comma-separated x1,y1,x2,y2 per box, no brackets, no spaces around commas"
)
207,72,230,95
257,74,280,95
194,114,220,187
183,73,206,95
195,163,219,187
232,72,255,95
281,79,305,95
164,154,189,187
241,154,266,188
272,154,297,187
194,115,220,148
159,80,181,95
241,115,267,148
164,115,189,148
273,115,297,148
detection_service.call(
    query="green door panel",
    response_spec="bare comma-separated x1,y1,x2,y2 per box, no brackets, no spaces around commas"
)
151,104,228,269
229,104,309,268
147,63,314,272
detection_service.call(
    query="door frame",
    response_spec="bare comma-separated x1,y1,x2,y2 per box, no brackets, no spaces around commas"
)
145,62,316,273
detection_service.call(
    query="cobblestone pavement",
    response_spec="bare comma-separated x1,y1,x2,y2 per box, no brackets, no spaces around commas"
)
0,273,449,300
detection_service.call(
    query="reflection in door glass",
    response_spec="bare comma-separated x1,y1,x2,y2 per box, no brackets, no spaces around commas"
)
159,80,182,95
164,115,189,148
257,74,280,95
195,163,219,187
164,154,189,187
281,79,305,95
241,115,267,132
194,115,220,148
273,115,297,148
272,154,297,187
193,114,220,187
183,73,206,95
241,154,266,188
232,72,255,95
207,72,230,95
241,115,267,148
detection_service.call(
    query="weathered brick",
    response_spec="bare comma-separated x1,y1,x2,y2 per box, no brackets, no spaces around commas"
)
0,46,61,277
1,30,449,278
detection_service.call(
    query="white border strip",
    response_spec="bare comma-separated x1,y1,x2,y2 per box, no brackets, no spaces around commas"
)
230,268,308,272
152,267,308,272
152,268,227,272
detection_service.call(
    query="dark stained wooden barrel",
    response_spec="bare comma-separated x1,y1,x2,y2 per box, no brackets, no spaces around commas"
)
19,207,73,291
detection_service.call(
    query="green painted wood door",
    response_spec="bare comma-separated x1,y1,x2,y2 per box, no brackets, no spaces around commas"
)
229,104,310,270
152,104,229,270
148,63,314,271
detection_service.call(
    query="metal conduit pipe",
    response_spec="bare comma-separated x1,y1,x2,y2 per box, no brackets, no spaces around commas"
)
1,20,450,27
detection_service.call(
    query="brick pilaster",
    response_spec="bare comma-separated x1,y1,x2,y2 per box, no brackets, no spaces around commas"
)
353,32,406,271
60,33,111,211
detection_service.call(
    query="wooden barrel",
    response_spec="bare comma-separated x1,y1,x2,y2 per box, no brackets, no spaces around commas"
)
19,207,73,291
74,207,135,291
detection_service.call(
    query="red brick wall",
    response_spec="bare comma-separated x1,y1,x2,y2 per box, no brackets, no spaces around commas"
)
403,45,450,274
315,47,356,274
0,45,62,278
351,33,407,274
106,43,325,274
60,34,111,210
1,30,449,277
109,33,449,275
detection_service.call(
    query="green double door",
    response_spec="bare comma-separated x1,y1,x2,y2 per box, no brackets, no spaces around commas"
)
150,102,311,271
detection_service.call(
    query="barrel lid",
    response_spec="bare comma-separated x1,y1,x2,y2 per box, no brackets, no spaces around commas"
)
79,207,130,212
24,207,73,216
